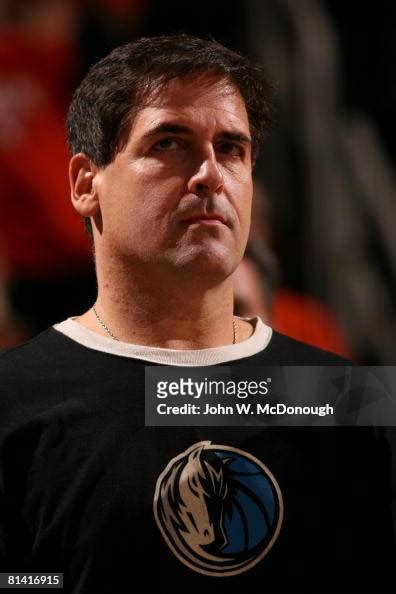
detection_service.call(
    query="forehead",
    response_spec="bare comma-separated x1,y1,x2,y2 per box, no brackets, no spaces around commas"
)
130,75,250,137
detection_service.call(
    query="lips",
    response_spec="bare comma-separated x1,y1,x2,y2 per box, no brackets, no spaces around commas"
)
182,213,227,226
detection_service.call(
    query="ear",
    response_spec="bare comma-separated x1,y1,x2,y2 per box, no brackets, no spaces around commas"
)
69,153,100,217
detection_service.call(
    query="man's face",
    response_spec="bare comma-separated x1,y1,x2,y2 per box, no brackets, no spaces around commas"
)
93,74,253,283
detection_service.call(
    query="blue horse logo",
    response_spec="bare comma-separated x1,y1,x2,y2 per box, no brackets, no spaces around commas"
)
153,441,283,576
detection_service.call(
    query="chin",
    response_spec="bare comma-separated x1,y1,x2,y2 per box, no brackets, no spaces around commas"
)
169,244,238,283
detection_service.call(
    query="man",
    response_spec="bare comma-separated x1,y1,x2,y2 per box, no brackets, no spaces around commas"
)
0,35,392,593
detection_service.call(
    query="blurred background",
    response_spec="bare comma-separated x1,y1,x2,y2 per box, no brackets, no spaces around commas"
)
0,0,396,364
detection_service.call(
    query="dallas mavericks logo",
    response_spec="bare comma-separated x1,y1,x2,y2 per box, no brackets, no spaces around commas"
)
153,441,283,576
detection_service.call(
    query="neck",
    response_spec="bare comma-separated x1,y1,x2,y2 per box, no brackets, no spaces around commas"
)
84,257,238,349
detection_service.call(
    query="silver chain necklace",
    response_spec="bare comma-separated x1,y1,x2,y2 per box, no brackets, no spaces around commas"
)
92,306,120,341
92,305,237,344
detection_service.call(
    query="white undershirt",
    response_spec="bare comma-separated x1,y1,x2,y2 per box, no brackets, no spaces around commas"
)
53,317,273,367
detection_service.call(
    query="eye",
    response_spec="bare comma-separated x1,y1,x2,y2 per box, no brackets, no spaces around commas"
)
216,141,244,158
152,137,181,151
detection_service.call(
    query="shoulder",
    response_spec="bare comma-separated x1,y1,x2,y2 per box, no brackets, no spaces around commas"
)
0,328,71,373
0,327,92,409
0,329,68,411
0,327,117,438
251,330,351,365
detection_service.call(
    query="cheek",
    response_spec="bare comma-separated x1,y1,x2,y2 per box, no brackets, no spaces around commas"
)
135,175,186,219
232,177,253,225
102,168,183,222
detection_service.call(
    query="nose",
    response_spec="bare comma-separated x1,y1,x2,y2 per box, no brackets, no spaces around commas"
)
187,151,224,196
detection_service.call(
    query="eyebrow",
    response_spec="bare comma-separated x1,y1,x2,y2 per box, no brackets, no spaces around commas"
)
142,122,252,144
220,131,252,145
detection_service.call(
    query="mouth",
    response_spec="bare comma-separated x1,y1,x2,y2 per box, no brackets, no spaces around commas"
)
182,213,228,226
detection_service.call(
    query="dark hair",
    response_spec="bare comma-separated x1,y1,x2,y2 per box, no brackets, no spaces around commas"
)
67,34,274,234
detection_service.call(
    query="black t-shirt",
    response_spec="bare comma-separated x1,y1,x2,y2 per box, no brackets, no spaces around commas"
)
0,327,393,593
